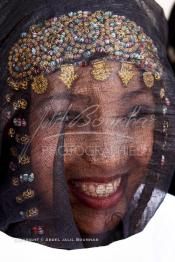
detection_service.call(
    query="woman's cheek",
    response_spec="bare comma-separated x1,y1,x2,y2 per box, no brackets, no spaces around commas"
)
30,126,61,204
130,119,154,164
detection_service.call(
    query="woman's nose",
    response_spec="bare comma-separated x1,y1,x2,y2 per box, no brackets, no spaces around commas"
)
81,118,129,165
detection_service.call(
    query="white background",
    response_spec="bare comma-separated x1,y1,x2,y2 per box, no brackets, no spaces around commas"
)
156,0,174,18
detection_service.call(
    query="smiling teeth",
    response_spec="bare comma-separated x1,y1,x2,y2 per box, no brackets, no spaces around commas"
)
73,177,121,198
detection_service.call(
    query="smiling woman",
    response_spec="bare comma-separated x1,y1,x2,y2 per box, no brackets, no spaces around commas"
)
0,0,175,250
29,60,155,236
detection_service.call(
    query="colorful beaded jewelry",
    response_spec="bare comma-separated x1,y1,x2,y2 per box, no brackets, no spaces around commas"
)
7,10,162,94
159,87,171,167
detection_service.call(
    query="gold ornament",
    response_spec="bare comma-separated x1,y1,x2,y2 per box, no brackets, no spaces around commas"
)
16,195,23,204
155,72,161,80
7,77,28,91
8,128,15,138
91,59,111,81
18,154,30,165
18,99,28,109
15,134,30,144
10,147,17,157
143,72,154,88
5,94,12,103
160,88,165,99
163,120,169,133
118,62,136,86
22,189,35,199
59,64,78,89
26,207,39,218
16,189,35,203
31,74,48,94
12,177,19,186
13,99,28,110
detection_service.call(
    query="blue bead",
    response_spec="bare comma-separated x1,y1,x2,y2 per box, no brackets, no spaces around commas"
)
83,51,91,58
68,12,74,17
21,32,27,37
32,48,36,55
15,66,20,72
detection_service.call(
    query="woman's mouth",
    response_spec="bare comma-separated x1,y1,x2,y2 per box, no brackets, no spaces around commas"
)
68,174,126,209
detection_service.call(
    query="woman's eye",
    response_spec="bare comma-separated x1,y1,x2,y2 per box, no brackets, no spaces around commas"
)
47,111,86,125
125,105,155,120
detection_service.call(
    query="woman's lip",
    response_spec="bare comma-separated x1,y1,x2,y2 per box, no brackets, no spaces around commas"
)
68,173,125,184
68,174,127,209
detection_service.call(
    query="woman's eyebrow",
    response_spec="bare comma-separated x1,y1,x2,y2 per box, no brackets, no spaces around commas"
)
121,87,151,102
33,92,89,109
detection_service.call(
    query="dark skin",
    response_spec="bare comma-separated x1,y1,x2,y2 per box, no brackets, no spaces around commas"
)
29,60,155,234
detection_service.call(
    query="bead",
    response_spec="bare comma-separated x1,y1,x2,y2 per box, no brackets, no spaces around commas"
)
18,154,30,165
143,72,154,88
19,99,27,109
31,74,48,94
19,207,39,218
11,177,20,186
5,94,12,103
160,88,165,99
9,161,17,171
13,117,27,127
161,155,165,166
15,134,30,144
7,77,28,91
163,120,169,133
20,173,35,183
31,226,44,235
163,106,168,115
16,189,35,203
8,128,15,138
22,188,35,199
165,97,171,106
26,207,39,218
10,147,17,157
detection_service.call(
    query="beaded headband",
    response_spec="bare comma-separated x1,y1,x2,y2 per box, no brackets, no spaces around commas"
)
7,10,163,94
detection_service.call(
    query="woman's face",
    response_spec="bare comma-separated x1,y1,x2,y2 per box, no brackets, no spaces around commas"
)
29,60,155,235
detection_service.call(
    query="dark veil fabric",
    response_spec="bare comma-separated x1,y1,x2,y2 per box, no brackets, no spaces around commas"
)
0,0,175,250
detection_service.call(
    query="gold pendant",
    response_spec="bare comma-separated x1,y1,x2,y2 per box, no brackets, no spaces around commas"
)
118,62,136,87
12,177,19,186
18,154,30,165
22,189,35,200
31,74,48,94
91,59,111,81
143,72,154,88
26,207,39,218
59,64,78,89
7,77,28,91
8,128,15,138
160,88,165,99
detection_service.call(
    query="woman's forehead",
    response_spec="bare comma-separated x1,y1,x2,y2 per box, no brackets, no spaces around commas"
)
45,60,143,96
30,60,154,110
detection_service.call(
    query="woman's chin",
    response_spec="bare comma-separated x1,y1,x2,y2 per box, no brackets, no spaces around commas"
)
72,198,127,235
